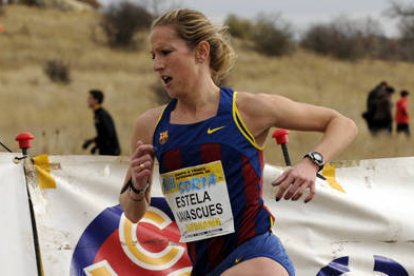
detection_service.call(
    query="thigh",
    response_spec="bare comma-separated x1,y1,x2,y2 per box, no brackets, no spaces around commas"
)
207,232,295,276
222,257,289,276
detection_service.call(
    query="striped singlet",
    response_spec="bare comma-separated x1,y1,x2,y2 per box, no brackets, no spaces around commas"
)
153,87,274,275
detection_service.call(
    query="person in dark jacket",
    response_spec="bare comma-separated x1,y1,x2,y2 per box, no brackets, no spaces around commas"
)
83,90,121,156
370,86,395,134
363,81,387,131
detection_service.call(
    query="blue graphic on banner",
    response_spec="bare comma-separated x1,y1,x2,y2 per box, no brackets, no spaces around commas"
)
317,255,408,276
70,197,175,275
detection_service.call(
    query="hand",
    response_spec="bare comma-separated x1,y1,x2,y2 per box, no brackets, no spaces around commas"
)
130,140,155,189
82,139,94,149
272,158,318,203
90,146,98,154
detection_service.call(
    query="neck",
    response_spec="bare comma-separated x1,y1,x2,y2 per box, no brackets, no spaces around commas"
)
173,77,220,122
177,78,219,111
92,104,102,111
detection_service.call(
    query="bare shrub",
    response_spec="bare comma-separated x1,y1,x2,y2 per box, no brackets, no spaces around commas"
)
250,14,295,57
44,59,71,84
101,1,152,48
225,14,253,39
398,21,414,60
386,1,414,61
18,0,42,6
301,16,388,61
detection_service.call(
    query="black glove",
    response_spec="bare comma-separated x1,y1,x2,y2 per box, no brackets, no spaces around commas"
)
82,139,94,150
90,146,98,154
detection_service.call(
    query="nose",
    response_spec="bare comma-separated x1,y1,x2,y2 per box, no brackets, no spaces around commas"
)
153,56,164,72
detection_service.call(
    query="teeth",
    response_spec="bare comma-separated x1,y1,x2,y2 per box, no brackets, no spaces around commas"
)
161,76,172,84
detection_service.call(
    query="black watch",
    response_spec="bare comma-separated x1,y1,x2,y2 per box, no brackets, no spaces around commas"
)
304,151,325,172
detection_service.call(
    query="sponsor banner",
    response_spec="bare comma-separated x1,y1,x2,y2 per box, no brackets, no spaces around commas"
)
27,155,192,276
263,158,414,275
5,153,413,275
0,154,37,275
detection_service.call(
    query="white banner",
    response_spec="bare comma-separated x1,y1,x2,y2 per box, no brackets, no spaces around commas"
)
3,153,413,275
263,158,414,275
0,153,37,275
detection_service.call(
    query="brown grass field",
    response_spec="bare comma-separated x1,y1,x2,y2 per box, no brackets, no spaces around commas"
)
1,6,413,166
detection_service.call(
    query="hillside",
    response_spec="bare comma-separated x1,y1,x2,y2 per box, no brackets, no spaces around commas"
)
1,5,413,166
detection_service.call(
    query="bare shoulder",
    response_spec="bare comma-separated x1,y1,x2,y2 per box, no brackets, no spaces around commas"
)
235,91,285,115
132,105,166,145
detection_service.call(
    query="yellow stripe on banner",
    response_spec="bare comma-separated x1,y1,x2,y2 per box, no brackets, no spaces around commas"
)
89,266,113,276
322,163,345,193
123,218,181,266
33,154,57,189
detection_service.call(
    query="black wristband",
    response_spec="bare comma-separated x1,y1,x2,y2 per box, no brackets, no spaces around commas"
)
128,178,149,195
316,172,326,180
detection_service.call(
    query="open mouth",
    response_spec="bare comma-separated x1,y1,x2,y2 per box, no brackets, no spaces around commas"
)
161,75,173,85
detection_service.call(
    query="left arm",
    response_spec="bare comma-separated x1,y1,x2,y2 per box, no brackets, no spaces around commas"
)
236,92,358,202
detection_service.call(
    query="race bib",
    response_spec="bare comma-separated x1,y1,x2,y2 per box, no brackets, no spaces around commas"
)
160,161,235,242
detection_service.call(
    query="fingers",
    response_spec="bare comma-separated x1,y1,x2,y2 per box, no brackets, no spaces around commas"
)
272,171,289,187
132,140,155,159
273,169,316,203
130,140,155,187
283,178,305,200
275,174,294,201
304,183,316,203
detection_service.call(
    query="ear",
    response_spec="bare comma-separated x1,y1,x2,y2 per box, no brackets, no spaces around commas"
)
195,41,210,64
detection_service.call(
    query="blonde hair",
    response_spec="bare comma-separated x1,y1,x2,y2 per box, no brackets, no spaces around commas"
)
152,9,235,85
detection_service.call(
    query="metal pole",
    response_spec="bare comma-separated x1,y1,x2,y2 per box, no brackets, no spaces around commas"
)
15,132,43,276
0,139,13,152
272,129,291,166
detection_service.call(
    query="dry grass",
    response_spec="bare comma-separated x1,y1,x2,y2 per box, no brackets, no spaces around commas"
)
1,6,413,165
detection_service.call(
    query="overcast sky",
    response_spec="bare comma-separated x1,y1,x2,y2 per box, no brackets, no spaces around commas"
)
100,0,401,37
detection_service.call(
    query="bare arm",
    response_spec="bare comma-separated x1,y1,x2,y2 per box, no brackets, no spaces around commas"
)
236,92,358,202
119,106,164,223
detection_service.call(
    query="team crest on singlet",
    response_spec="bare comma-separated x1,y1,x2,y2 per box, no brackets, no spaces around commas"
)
160,161,235,242
159,131,169,145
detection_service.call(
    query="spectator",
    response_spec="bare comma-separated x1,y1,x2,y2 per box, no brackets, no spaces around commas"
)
395,90,410,136
83,89,121,156
363,81,388,131
370,86,395,134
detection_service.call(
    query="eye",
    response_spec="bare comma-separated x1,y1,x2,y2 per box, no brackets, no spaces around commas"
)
161,49,172,56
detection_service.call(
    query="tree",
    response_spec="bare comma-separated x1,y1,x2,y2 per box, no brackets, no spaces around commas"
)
101,1,152,48
301,16,387,60
250,14,295,57
387,1,414,60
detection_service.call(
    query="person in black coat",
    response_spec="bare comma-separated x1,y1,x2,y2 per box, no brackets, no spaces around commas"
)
83,90,121,156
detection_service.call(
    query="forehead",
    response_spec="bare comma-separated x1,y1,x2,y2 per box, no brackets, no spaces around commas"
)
150,25,184,48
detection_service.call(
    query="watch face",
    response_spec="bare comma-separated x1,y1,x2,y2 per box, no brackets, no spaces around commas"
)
311,152,324,165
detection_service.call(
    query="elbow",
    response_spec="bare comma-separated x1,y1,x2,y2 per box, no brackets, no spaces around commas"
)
124,210,142,224
338,115,358,141
347,117,359,140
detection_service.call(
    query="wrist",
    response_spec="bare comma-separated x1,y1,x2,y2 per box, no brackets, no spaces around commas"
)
303,151,325,172
128,179,150,201
302,157,320,173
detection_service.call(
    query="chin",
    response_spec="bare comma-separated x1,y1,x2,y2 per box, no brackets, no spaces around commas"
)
164,87,181,99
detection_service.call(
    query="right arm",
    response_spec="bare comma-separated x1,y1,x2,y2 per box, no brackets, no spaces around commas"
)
119,106,164,223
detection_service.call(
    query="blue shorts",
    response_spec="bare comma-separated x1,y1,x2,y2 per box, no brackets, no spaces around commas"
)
206,232,295,275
